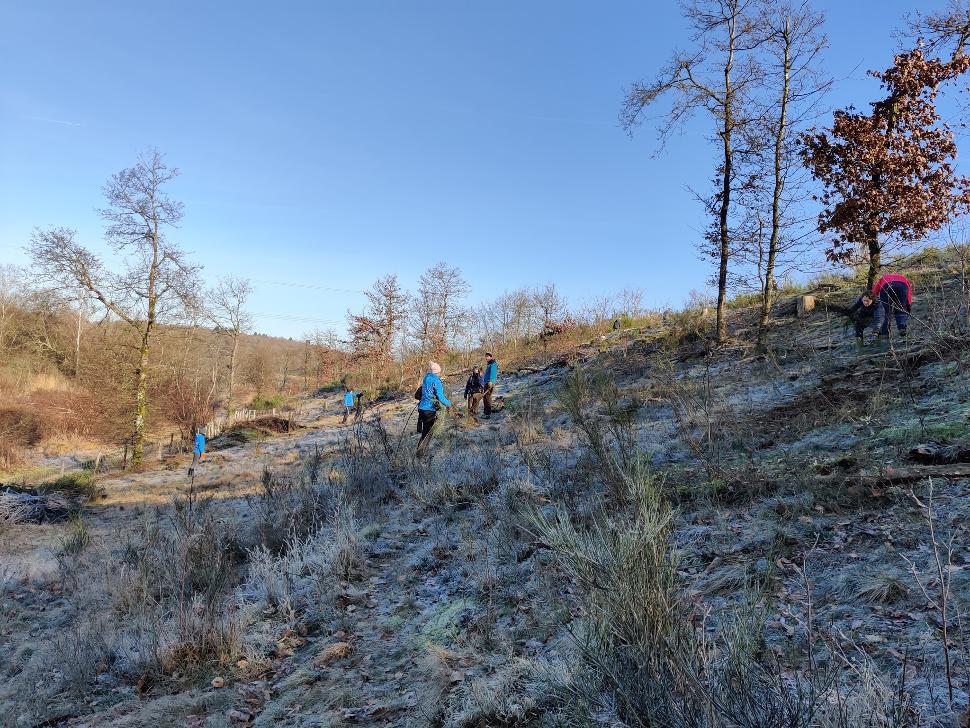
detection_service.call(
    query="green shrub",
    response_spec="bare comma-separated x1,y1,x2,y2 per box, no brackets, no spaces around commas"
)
250,393,286,411
40,468,97,500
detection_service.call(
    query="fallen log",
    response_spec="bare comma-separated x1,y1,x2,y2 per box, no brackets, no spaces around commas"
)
859,464,970,487
909,442,970,465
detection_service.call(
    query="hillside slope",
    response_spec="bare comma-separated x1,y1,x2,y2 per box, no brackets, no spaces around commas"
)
2,274,969,727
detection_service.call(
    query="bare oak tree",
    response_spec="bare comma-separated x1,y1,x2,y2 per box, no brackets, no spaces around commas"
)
30,150,199,465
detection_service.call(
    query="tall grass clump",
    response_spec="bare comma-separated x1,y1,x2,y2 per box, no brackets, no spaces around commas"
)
249,449,335,553
556,367,639,503
243,494,363,620
51,496,243,691
528,471,690,724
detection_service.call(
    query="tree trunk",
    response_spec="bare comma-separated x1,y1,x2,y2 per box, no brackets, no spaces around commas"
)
132,332,150,466
867,232,881,290
227,333,238,412
758,18,792,350
74,302,83,377
715,8,737,344
132,221,160,467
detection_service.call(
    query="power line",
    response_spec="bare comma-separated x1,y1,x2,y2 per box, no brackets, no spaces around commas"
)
251,312,344,325
252,278,364,294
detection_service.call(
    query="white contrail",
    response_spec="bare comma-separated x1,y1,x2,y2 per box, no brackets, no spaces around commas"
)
24,115,82,127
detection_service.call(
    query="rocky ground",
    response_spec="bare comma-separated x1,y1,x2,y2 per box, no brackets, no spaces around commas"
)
2,274,970,727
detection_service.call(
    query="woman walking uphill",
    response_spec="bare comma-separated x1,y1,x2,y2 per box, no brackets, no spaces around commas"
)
416,361,451,457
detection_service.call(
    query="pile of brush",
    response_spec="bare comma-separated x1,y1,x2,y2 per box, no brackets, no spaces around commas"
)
0,486,74,525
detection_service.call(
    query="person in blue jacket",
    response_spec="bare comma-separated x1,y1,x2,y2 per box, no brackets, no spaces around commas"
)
416,361,451,456
342,386,355,424
482,353,498,418
189,427,206,477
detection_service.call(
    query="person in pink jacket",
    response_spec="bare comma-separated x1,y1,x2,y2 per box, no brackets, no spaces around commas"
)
872,273,913,341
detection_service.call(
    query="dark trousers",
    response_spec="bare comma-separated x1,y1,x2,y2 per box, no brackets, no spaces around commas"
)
855,314,874,338
483,382,495,416
416,409,437,453
467,391,483,416
188,451,201,477
342,405,351,424
874,281,911,336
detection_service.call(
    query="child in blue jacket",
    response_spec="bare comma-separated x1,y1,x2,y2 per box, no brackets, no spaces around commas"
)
189,428,206,477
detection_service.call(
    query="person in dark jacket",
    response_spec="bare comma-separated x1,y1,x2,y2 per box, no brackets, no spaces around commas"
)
416,362,451,456
872,273,913,342
354,391,365,422
847,292,877,349
482,353,498,419
464,367,484,418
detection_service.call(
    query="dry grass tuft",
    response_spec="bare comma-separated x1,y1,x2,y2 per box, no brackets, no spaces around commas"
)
854,570,910,604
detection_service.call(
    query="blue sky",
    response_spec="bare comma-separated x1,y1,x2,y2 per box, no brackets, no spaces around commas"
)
0,0,948,338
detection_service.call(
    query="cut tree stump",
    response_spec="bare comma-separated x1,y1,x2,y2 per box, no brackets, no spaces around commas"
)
796,295,816,318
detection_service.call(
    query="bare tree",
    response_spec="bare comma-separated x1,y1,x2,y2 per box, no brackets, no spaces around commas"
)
244,349,271,399
907,1,970,61
618,288,644,319
0,265,21,354
512,288,542,341
749,0,828,348
209,275,253,413
409,262,470,355
623,0,764,343
29,150,199,465
308,327,342,388
533,282,568,330
159,325,219,437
